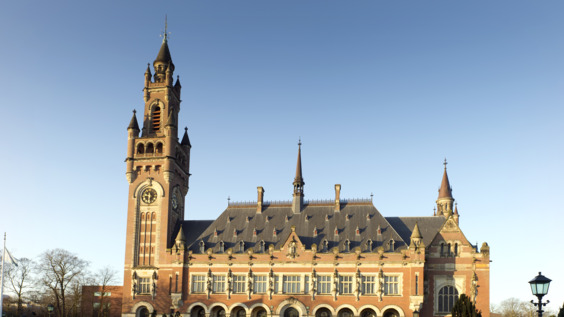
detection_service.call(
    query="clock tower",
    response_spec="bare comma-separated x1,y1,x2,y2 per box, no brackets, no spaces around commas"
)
122,30,191,315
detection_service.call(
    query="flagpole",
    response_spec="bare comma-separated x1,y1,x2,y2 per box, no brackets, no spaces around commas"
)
0,232,6,317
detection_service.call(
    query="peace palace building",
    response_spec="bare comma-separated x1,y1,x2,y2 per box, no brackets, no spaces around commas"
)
81,34,491,317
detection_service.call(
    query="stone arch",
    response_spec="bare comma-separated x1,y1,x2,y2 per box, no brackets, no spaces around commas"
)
381,305,405,317
133,179,165,199
335,305,357,317
188,305,208,317
229,303,250,317
187,302,210,314
249,304,270,317
210,304,228,317
313,306,334,317
275,298,307,316
358,305,381,317
311,305,336,317
131,301,155,314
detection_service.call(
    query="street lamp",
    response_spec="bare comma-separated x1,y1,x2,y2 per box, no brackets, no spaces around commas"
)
529,272,551,317
413,311,419,317
47,304,54,317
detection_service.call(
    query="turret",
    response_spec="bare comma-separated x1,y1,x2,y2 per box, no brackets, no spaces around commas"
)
126,110,140,183
436,159,455,217
153,23,174,83
292,140,304,214
410,222,422,247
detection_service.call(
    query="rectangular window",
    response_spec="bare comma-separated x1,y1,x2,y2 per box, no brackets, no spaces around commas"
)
93,292,111,297
339,276,353,294
415,275,419,295
304,275,309,294
93,303,101,309
384,275,400,295
191,275,206,293
213,275,226,293
233,275,246,293
362,275,376,295
138,277,151,294
274,275,280,294
317,275,332,294
254,275,267,294
283,275,301,294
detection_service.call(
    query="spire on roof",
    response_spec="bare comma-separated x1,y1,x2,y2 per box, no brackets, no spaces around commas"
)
438,159,453,199
128,110,140,131
181,127,191,147
294,139,304,185
153,16,175,82
175,226,186,243
292,139,304,213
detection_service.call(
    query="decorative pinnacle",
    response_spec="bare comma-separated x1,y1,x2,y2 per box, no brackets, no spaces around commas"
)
444,158,448,169
298,137,301,147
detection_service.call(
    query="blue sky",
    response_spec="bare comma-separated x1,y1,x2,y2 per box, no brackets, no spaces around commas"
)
1,0,563,311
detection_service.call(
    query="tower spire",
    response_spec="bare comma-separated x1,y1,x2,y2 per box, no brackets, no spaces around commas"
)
292,139,304,214
154,16,174,83
436,159,455,217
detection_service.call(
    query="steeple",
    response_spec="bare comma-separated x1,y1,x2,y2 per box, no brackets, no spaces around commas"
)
128,110,140,132
181,127,191,147
153,17,175,83
292,140,304,214
436,159,455,217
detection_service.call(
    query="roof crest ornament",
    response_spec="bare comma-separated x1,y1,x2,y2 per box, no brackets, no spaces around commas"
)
160,15,171,43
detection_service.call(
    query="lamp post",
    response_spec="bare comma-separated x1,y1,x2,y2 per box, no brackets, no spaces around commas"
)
529,272,551,317
47,304,54,317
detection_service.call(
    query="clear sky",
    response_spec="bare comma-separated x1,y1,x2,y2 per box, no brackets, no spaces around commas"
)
1,0,563,311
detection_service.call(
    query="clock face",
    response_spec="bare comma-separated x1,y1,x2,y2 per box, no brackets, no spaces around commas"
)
141,188,157,204
171,194,178,210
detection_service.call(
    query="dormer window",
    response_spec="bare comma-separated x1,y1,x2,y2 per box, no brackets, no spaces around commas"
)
367,240,373,252
199,240,205,254
388,239,395,252
239,241,245,253
218,241,225,253
322,239,329,252
259,240,265,253
344,239,351,253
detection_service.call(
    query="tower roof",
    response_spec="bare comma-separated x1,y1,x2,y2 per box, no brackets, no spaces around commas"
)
175,226,186,243
154,19,175,71
128,110,140,131
294,141,303,184
181,127,191,147
411,222,422,239
438,159,453,199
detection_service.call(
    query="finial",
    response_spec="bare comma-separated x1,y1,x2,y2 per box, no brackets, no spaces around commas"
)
298,137,301,147
443,158,448,169
133,109,136,114
227,196,231,204
370,192,374,202
161,15,170,42
185,127,188,132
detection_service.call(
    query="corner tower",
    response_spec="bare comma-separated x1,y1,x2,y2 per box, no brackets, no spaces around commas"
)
122,28,191,314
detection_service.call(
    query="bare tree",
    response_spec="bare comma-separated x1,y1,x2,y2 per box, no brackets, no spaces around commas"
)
5,257,35,316
37,249,89,317
94,266,118,317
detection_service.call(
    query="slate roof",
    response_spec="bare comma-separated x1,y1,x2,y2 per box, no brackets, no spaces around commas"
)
183,201,440,254
385,216,445,247
181,220,214,247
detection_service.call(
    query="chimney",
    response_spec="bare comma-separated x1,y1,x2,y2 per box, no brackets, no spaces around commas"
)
334,184,341,212
257,186,264,214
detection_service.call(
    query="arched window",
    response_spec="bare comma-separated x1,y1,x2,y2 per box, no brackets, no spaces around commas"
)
284,308,299,317
152,106,161,132
440,243,445,256
366,240,373,252
360,309,376,317
239,241,245,253
237,309,246,317
454,243,459,256
447,243,452,256
388,239,395,252
156,143,163,154
316,308,332,317
344,239,351,253
219,241,225,253
199,240,205,254
259,240,265,253
322,240,329,252
137,144,145,154
438,285,459,313
338,309,353,317
146,143,154,154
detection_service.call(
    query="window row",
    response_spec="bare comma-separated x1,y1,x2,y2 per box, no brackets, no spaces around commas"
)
136,142,164,155
198,238,398,255
190,273,401,296
440,242,460,257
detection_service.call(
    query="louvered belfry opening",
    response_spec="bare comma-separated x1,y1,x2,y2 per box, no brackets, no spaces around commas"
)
152,106,161,132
